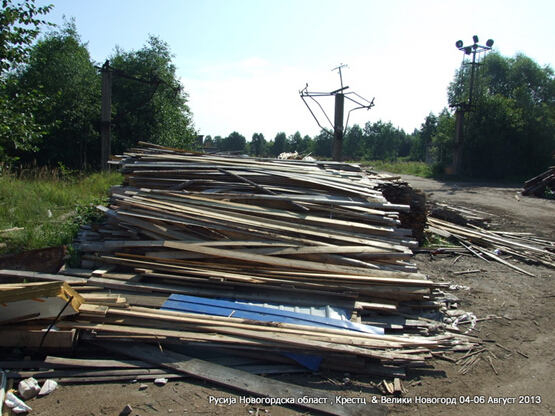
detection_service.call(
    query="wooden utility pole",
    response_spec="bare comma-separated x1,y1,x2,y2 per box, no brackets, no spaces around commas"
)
100,60,112,171
300,64,373,162
332,92,345,162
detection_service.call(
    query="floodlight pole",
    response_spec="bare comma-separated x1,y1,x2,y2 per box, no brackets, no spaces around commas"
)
451,36,494,175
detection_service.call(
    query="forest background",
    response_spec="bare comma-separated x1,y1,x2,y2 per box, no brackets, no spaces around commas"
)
1,0,555,180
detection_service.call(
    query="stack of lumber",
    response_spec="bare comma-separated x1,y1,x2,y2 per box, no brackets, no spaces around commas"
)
0,144,485,414
0,274,479,378
378,181,427,246
426,206,555,276
522,166,555,197
75,143,444,304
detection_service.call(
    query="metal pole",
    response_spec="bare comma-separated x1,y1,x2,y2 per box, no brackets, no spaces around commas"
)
332,93,344,162
452,110,465,174
100,60,112,171
468,49,477,108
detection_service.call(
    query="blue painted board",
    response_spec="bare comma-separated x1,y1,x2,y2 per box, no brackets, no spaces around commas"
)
162,294,384,335
161,294,384,371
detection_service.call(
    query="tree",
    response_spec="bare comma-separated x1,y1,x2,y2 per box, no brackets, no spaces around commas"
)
448,52,555,178
109,35,197,154
343,124,364,160
270,132,287,156
313,130,332,159
220,131,246,153
0,0,53,164
250,132,266,157
0,0,53,73
288,131,302,152
397,129,412,158
363,120,400,160
411,113,437,162
15,18,100,169
431,109,455,167
300,134,314,156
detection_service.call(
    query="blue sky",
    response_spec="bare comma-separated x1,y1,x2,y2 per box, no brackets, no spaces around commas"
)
35,0,555,141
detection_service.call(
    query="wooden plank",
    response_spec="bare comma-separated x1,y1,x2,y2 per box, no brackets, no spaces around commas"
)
0,281,84,322
0,329,77,349
104,306,438,349
0,269,87,284
97,342,388,416
162,241,429,283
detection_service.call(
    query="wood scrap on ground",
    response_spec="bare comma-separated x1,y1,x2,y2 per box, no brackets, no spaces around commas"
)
426,206,555,275
522,166,555,197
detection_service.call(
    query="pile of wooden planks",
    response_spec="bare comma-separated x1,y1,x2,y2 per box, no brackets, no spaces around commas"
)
74,143,444,304
0,271,479,376
426,205,555,276
522,166,555,197
0,144,488,414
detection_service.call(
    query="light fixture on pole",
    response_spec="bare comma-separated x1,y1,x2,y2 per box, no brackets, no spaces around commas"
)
450,36,494,175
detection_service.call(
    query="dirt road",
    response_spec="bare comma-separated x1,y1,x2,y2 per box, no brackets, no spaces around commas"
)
390,174,555,416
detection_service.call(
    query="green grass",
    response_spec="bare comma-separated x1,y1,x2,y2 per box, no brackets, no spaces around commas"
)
361,160,434,178
0,169,122,255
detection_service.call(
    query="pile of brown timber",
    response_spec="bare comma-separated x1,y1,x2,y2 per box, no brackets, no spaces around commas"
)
77,142,438,303
0,144,483,415
426,204,555,276
522,166,555,197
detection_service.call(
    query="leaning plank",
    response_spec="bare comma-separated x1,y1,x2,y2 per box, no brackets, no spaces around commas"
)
98,342,388,416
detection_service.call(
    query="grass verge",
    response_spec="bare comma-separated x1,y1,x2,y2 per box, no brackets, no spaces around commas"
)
0,169,122,255
361,160,434,177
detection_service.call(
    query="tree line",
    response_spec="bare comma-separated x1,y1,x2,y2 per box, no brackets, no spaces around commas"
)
1,1,554,179
213,50,555,179
204,121,415,162
1,1,197,170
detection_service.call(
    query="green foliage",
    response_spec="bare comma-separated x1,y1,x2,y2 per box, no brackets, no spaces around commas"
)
411,113,436,161
312,130,333,159
343,124,365,160
270,132,288,156
218,131,246,153
110,35,197,153
363,160,433,177
0,169,122,253
15,18,100,169
362,120,402,160
0,89,47,163
430,108,455,168
0,0,54,164
2,16,197,168
249,132,267,156
447,52,555,178
0,0,54,73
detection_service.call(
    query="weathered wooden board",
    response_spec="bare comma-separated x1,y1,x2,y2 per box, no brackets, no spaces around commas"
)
98,342,389,416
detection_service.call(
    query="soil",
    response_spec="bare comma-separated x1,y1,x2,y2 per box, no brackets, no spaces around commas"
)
18,175,555,416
